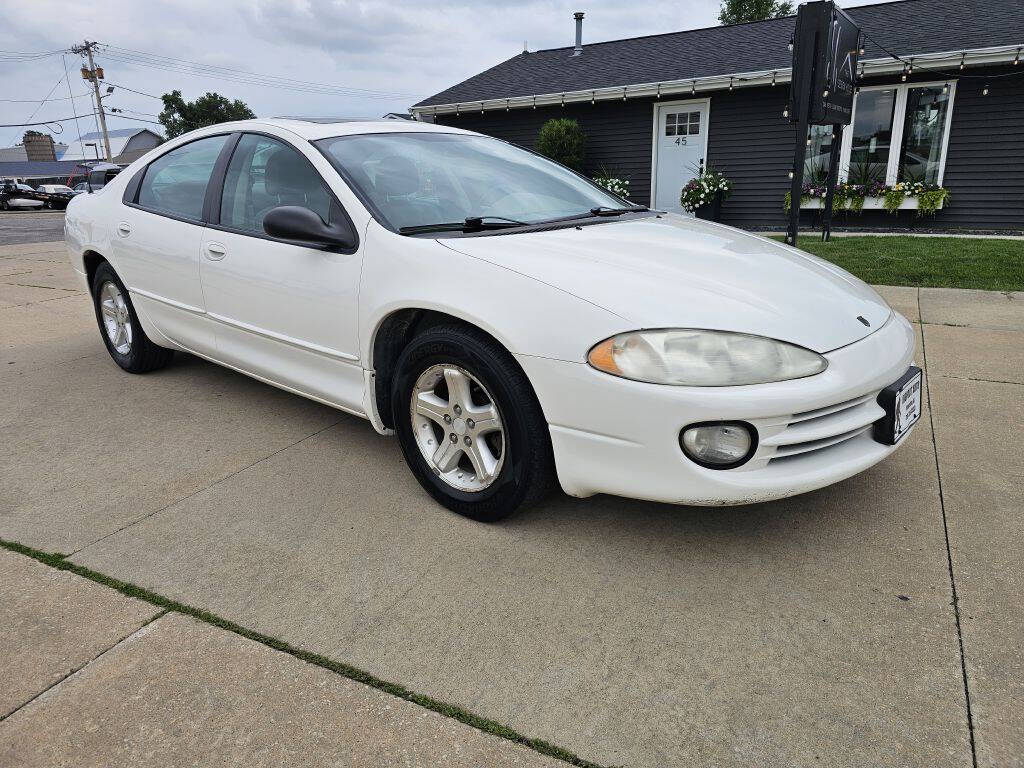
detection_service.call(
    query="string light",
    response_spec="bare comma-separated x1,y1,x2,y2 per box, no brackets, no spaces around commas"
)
788,35,794,52
901,65,907,82
591,91,596,104
783,104,789,118
788,170,794,179
560,93,564,107
656,83,661,98
823,88,829,97
505,99,509,111
691,81,696,95
943,82,949,94
728,77,734,91
480,102,484,114
622,87,627,101
960,53,965,70
771,70,777,86
982,83,990,95
1015,48,1021,66
532,96,536,109
455,104,460,116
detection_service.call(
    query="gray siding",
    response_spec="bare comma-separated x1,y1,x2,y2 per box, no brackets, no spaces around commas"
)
436,65,1024,231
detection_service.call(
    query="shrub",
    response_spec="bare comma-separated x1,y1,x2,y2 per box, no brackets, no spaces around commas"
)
535,118,586,171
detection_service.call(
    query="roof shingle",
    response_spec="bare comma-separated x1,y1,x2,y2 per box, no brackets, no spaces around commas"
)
415,0,1022,107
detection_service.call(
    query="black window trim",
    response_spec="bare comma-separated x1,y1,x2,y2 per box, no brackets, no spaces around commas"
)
122,129,358,255
123,131,238,225
203,130,358,254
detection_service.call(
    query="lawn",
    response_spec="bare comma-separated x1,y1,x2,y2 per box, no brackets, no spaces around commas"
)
772,235,1024,291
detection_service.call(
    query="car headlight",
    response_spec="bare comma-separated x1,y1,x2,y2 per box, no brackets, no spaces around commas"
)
587,329,827,386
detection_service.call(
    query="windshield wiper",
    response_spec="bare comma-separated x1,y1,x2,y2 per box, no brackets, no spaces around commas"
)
399,215,527,235
588,205,650,217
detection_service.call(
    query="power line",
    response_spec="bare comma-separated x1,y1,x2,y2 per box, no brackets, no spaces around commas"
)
99,80,162,100
97,44,423,100
0,93,91,103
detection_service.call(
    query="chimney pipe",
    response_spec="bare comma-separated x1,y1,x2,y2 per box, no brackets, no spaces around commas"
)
572,11,584,56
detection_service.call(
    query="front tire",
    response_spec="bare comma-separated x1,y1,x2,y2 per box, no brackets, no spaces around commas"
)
91,261,173,373
392,325,553,522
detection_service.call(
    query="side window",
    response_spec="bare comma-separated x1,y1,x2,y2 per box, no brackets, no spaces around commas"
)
137,135,228,221
220,134,334,234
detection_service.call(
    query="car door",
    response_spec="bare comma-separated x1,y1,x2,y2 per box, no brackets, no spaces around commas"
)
199,132,365,411
113,133,231,355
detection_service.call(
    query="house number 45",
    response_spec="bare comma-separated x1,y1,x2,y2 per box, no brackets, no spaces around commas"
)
674,137,687,145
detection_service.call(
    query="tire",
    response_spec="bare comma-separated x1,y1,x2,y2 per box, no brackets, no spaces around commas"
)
44,201,52,209
392,324,553,522
91,261,174,374
1,200,9,211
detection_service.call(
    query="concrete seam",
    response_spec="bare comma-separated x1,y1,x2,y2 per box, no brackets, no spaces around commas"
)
0,610,168,725
68,418,345,557
939,374,1023,387
920,315,979,768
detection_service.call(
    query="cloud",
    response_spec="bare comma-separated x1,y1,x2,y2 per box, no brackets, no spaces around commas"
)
1,0,895,145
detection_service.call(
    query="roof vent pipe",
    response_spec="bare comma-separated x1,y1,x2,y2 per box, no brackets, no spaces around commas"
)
572,12,584,56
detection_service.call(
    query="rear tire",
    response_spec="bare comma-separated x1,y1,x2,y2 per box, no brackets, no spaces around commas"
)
392,324,553,522
91,261,173,374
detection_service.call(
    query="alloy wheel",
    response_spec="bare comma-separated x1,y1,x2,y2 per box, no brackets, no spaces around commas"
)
410,364,505,492
99,281,133,355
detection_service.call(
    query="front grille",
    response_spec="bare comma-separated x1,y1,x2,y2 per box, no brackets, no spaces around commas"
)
761,392,884,463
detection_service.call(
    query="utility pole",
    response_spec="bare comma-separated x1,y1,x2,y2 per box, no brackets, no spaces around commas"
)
72,41,112,162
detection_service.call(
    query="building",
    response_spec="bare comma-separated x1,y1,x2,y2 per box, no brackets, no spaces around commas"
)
0,136,69,163
60,128,163,163
0,160,91,187
412,0,1023,231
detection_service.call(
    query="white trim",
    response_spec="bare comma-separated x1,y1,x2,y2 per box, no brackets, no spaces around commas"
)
649,97,711,209
207,312,361,362
800,196,944,211
837,79,957,186
411,44,1019,117
128,285,205,315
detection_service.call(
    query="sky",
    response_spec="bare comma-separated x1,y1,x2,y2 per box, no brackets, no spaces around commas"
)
0,0,896,148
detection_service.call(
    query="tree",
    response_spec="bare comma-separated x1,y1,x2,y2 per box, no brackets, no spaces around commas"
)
158,90,256,139
534,118,586,172
718,0,794,25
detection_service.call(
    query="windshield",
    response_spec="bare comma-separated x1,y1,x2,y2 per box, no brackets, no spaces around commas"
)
315,132,628,232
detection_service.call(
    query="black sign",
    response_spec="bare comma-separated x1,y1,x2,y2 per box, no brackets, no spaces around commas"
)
789,1,861,126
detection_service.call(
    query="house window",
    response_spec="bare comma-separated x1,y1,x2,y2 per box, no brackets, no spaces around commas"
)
665,111,701,137
836,81,956,187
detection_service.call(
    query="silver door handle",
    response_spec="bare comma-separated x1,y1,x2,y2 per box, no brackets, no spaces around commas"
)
117,222,131,236
206,243,226,261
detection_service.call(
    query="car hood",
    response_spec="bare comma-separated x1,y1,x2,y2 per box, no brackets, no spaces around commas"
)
441,214,891,353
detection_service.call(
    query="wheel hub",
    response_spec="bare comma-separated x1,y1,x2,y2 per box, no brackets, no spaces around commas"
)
410,364,505,493
99,281,132,355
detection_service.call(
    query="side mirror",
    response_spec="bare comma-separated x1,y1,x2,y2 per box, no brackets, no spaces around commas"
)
262,205,356,250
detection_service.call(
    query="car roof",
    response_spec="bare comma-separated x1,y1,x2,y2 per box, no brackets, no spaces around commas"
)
187,118,480,142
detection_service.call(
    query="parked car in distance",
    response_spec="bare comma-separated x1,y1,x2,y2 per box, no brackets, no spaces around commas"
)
72,182,90,195
1,181,44,210
36,184,76,209
65,119,921,521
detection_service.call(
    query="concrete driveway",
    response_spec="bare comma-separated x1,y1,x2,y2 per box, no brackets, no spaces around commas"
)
1,239,1022,767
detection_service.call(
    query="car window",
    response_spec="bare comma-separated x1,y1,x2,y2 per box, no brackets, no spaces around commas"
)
220,133,334,234
137,135,229,221
315,132,625,231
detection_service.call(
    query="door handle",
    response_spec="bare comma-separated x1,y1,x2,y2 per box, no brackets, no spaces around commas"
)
206,243,226,261
117,222,131,237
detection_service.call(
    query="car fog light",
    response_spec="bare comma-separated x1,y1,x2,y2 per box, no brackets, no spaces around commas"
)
680,422,756,468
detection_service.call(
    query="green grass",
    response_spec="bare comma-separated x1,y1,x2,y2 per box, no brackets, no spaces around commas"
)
0,537,612,768
772,236,1024,291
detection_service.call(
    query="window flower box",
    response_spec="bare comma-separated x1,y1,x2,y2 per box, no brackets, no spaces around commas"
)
800,196,942,211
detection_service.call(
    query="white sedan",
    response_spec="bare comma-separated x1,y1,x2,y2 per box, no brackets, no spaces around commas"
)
64,119,920,520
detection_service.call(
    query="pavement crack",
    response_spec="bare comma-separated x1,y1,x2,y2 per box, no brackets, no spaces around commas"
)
68,419,345,557
939,374,1023,386
0,611,167,724
920,320,979,768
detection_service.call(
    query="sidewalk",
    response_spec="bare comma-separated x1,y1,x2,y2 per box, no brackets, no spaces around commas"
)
0,549,561,767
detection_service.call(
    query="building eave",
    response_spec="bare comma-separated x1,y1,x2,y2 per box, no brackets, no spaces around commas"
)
411,44,1021,117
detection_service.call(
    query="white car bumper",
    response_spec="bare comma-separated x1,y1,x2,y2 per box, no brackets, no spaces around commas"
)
518,311,917,505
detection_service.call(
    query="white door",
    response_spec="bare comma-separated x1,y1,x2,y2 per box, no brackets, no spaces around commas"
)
652,100,710,213
199,132,365,412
